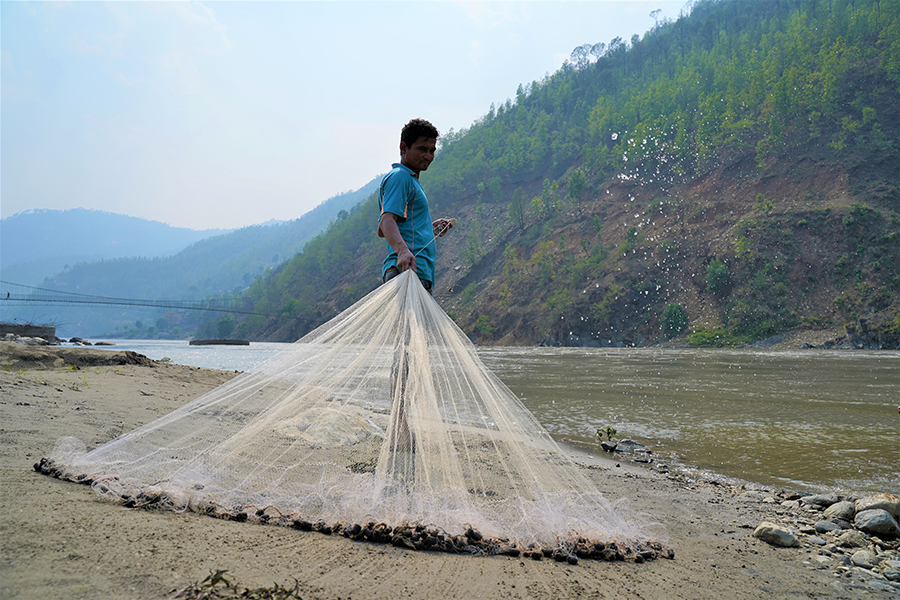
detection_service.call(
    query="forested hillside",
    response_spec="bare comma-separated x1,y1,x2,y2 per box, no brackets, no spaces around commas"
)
204,0,900,348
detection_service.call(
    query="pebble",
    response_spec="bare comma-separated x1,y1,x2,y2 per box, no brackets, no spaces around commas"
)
805,536,827,546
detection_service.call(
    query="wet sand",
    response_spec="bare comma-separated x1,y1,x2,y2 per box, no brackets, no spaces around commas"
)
0,342,890,599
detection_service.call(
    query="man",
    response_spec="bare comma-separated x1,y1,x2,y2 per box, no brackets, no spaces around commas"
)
377,119,454,454
377,118,454,293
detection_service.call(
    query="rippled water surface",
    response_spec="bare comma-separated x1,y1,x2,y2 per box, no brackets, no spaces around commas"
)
97,341,899,493
478,347,899,494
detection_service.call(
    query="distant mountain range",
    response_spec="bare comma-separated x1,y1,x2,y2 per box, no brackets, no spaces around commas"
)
0,209,232,287
1,177,381,336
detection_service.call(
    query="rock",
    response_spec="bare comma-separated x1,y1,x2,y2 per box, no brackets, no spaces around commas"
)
782,500,801,510
850,550,879,569
823,501,856,521
855,509,900,538
93,341,116,346
600,441,617,452
800,492,842,508
616,439,644,449
813,555,833,566
837,530,870,548
855,494,900,519
753,522,800,547
805,536,827,546
741,490,775,502
884,570,900,582
815,520,841,534
833,518,854,530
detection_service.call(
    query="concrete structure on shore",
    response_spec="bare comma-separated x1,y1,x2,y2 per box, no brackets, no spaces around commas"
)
0,323,56,339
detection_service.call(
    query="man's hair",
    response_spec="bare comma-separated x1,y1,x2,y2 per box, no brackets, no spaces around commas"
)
401,118,439,147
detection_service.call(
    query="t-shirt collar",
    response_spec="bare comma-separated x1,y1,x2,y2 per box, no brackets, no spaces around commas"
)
393,162,418,178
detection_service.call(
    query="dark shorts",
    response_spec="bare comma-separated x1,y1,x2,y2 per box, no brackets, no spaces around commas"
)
383,266,433,294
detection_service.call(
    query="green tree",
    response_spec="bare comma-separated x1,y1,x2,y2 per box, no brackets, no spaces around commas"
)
509,188,527,232
568,170,586,202
216,316,236,338
661,303,688,338
706,259,732,294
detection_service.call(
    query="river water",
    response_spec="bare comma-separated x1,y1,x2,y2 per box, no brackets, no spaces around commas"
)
92,340,898,494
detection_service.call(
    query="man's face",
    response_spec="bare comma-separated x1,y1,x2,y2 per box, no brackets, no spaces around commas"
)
400,136,437,174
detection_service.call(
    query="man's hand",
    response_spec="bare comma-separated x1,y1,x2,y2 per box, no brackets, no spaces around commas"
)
379,213,417,273
396,246,416,272
433,218,457,237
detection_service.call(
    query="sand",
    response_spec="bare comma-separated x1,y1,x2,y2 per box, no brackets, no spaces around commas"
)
0,342,892,599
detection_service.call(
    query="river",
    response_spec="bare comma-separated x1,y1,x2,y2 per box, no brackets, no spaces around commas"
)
91,340,898,494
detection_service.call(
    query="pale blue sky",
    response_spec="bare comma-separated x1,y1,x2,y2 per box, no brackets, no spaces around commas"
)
2,1,685,229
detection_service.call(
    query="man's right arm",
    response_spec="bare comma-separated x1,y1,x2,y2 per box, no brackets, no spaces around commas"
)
379,213,416,273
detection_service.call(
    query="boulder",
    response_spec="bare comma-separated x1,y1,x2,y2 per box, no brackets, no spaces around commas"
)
855,494,900,519
753,522,799,547
823,500,856,521
854,509,900,538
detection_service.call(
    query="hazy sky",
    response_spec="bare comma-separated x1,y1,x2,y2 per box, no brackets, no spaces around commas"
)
2,1,686,230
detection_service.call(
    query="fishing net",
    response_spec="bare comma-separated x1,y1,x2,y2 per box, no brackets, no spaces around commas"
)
40,270,663,560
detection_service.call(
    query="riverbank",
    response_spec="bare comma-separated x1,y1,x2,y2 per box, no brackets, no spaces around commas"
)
1,343,897,599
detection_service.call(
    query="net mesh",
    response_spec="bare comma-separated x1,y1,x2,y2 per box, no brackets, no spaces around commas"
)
43,271,656,555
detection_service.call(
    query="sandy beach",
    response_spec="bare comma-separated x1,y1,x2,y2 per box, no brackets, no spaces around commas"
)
0,342,896,599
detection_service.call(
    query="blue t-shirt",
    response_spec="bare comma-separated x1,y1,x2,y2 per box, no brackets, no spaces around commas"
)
379,163,436,284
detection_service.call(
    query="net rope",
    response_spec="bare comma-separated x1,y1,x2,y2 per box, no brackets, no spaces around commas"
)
46,270,650,551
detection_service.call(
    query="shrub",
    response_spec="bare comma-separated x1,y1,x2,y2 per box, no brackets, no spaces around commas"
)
660,303,688,338
216,316,236,338
706,259,731,294
685,328,748,347
475,315,497,337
